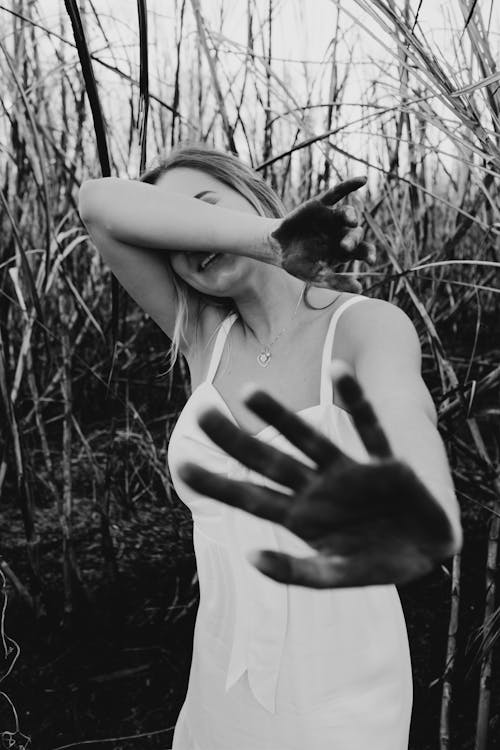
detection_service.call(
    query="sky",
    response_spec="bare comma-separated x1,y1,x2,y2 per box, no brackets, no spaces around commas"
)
30,1,499,62
1,1,499,188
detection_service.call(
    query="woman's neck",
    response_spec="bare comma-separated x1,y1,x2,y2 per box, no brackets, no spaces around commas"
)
232,269,306,345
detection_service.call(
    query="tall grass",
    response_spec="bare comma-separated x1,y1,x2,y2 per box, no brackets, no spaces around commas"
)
0,1,499,747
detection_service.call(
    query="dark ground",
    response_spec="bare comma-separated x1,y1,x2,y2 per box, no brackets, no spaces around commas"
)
0,493,498,750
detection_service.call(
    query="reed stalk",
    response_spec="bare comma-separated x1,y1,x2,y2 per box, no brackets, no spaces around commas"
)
440,550,462,750
190,0,238,153
137,0,150,174
474,474,500,750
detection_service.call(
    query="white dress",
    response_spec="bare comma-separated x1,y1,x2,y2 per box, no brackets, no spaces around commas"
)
167,296,413,750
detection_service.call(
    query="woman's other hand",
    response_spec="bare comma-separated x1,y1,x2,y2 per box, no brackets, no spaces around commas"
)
270,177,375,291
178,363,461,589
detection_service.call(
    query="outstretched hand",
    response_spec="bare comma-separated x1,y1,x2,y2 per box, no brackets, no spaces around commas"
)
178,363,458,589
270,178,375,291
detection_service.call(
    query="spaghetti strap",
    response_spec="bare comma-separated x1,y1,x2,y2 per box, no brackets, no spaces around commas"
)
320,296,368,405
205,312,239,384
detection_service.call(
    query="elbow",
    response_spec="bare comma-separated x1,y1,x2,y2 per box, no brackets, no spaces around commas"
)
447,490,463,555
426,483,463,559
78,179,101,226
443,525,462,559
442,500,463,558
78,178,118,227
431,519,462,562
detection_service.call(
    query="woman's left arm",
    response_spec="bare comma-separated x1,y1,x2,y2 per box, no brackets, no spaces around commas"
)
345,298,461,545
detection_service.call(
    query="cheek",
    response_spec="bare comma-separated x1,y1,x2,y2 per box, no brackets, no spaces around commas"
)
169,253,192,281
169,253,208,294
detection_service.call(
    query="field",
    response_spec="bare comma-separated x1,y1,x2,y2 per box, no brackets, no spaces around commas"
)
0,1,499,748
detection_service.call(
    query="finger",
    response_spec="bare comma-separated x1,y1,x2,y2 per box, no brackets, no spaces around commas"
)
197,408,314,491
339,227,364,254
241,386,345,468
329,361,392,459
353,241,376,264
326,274,362,293
249,547,434,587
336,233,375,263
177,462,290,523
318,177,367,207
330,205,358,227
296,266,361,293
247,550,350,588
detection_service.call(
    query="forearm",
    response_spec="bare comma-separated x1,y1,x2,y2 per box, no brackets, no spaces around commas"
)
78,177,281,262
377,404,462,551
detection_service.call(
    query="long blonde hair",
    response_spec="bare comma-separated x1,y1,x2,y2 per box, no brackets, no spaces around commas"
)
139,144,287,368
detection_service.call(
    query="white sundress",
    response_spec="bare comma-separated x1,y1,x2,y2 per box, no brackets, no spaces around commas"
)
167,295,414,750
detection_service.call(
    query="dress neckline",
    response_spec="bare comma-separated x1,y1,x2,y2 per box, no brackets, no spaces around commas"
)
187,295,367,439
191,380,346,439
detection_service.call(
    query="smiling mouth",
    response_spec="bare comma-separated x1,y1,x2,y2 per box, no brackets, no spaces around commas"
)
198,253,221,271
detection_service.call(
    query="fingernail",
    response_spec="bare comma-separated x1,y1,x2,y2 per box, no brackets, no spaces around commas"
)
258,551,291,581
241,382,260,403
247,550,262,567
177,463,193,481
329,360,352,381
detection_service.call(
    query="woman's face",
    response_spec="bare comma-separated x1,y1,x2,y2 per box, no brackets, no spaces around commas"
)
154,166,262,297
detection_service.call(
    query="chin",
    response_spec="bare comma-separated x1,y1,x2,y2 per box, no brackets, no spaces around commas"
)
192,254,249,296
199,276,240,298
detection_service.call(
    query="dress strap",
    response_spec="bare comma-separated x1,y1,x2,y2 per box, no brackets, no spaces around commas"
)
204,312,239,384
320,295,368,405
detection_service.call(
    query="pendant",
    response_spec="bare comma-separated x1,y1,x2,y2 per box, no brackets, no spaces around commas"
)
257,348,271,367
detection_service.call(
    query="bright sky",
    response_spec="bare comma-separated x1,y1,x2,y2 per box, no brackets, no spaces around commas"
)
2,1,499,188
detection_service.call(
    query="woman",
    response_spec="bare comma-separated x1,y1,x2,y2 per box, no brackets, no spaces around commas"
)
78,145,461,750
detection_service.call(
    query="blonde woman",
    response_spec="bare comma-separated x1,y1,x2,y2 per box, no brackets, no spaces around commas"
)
78,145,461,750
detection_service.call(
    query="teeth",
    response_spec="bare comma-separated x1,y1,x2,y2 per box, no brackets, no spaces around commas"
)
200,253,218,270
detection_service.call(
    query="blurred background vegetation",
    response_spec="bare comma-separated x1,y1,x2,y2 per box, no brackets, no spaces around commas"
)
0,0,499,748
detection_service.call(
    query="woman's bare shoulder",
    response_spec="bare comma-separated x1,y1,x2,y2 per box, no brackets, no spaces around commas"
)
335,296,421,364
354,296,418,335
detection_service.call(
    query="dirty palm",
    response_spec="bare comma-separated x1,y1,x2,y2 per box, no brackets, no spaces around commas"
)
180,362,460,589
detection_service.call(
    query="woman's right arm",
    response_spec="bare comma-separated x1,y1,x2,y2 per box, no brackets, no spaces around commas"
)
79,178,280,259
78,178,281,353
78,215,199,349
78,176,372,349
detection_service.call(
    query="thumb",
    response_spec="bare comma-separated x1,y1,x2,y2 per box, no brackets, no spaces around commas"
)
247,550,347,589
318,176,367,206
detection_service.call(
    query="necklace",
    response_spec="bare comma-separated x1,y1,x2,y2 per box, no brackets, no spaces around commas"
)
256,285,305,368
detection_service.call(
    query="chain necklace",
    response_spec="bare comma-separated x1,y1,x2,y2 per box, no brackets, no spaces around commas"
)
255,285,306,368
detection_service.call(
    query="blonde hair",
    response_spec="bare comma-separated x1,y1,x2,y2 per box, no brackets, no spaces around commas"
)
139,144,287,369
139,144,347,371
